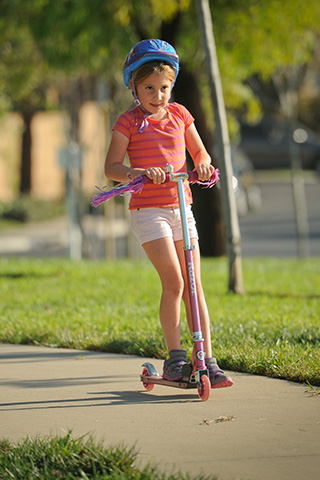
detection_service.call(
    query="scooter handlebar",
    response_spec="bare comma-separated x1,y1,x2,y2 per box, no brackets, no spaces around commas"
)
91,168,219,208
142,169,219,185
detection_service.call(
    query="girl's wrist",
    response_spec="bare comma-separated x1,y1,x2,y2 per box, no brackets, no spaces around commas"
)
127,168,144,181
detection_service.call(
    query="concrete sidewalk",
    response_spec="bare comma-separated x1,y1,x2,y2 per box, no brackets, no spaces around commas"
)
0,217,69,257
0,343,319,480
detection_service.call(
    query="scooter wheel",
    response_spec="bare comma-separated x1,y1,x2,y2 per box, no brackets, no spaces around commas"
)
197,374,211,401
141,367,155,392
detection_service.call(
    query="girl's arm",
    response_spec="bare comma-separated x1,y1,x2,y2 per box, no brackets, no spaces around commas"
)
185,123,215,181
105,131,143,182
105,130,165,184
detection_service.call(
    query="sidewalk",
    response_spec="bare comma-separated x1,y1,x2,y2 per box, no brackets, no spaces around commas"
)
0,343,319,480
0,217,69,257
0,214,143,259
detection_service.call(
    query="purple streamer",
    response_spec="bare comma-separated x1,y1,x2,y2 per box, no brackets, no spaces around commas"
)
90,169,220,207
91,175,145,207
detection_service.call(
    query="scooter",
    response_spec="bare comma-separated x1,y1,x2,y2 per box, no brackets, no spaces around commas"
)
140,164,218,402
91,163,219,402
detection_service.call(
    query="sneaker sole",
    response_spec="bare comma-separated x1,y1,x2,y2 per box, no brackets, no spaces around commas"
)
211,377,234,389
162,374,183,382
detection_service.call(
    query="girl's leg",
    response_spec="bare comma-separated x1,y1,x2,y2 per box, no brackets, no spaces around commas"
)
174,238,212,357
142,236,184,352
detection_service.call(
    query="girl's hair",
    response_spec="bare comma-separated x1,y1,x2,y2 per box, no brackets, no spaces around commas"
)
129,61,175,89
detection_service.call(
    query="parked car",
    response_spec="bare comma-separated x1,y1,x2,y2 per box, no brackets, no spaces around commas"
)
239,116,320,172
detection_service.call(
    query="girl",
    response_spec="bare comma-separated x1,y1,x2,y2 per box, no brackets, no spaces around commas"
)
105,39,233,388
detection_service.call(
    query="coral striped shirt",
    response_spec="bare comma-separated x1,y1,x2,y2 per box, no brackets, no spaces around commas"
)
112,102,194,210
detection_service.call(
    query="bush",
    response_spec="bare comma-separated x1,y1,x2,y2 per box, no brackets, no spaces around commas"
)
0,196,65,224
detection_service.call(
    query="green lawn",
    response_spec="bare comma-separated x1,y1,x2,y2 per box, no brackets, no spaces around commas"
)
1,256,319,385
1,256,319,479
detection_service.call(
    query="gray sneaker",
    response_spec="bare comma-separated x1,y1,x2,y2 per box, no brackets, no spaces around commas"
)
162,350,187,381
205,357,234,388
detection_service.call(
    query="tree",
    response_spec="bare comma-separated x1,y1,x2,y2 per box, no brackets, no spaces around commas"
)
129,3,226,256
2,0,320,260
196,0,244,293
209,0,320,259
1,0,226,255
0,16,52,194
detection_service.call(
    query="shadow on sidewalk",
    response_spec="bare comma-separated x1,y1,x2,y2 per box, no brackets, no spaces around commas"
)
0,389,198,412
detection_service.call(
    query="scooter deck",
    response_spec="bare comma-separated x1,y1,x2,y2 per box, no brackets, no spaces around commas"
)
141,374,199,390
141,362,202,390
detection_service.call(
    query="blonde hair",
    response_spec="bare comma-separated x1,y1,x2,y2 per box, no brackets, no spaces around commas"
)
129,61,175,89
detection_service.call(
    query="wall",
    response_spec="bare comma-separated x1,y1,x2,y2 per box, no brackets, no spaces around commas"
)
0,102,109,201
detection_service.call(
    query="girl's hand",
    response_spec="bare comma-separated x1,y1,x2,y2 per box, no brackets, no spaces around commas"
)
196,163,215,181
144,167,166,184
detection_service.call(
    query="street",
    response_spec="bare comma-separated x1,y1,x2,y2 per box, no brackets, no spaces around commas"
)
238,177,320,257
0,176,319,259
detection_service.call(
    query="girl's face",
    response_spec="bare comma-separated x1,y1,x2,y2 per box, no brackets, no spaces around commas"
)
135,71,172,115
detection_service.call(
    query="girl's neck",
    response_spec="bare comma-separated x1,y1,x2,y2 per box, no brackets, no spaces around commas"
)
148,108,168,121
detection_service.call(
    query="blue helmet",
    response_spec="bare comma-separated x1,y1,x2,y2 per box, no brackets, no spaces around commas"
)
123,39,179,89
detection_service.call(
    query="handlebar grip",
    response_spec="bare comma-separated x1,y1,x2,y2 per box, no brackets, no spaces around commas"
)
188,170,219,183
142,173,172,185
187,171,198,182
143,170,218,185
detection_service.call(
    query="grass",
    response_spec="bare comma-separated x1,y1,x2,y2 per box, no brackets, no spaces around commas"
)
1,256,319,385
0,257,319,479
0,431,213,480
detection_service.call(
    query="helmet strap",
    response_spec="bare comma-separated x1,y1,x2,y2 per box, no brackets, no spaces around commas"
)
131,74,150,133
131,77,142,107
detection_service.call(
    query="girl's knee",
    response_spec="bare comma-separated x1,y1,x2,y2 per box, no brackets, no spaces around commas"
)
162,274,184,298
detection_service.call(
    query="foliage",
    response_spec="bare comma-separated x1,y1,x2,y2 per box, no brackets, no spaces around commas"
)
1,0,320,118
0,197,65,225
212,0,320,75
1,0,189,81
0,7,54,116
209,1,320,123
0,257,319,385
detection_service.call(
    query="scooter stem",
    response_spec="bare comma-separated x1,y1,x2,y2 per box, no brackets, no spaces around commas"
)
166,165,206,373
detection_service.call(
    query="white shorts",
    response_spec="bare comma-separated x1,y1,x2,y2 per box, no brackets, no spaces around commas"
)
130,206,198,246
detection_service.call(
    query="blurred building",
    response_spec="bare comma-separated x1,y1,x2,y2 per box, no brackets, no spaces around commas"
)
0,101,109,201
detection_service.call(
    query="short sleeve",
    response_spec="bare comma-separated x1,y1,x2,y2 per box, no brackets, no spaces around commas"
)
169,102,194,130
112,112,133,139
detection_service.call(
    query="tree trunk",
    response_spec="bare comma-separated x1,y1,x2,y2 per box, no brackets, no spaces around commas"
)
19,110,34,194
174,67,225,256
196,0,244,293
134,12,226,256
